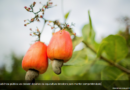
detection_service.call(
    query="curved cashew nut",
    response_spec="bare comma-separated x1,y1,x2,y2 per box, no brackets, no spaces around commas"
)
52,60,63,75
25,69,39,82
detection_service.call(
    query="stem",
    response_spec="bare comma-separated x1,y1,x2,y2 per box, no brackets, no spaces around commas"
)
30,5,33,12
82,41,130,74
38,19,46,41
61,0,65,23
54,20,63,30
41,20,46,34
34,9,41,15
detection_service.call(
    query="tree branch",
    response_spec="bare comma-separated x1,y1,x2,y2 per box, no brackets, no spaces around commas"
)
82,41,130,74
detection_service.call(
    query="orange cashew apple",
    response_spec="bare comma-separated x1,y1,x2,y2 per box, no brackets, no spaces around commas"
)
22,41,48,81
47,29,73,74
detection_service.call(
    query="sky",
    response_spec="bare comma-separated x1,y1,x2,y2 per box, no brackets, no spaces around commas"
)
0,0,130,71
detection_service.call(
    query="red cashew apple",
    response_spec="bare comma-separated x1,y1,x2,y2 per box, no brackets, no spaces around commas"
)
22,41,48,81
47,29,73,74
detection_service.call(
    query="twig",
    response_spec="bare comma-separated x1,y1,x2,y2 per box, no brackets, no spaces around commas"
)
41,20,47,34
82,41,130,74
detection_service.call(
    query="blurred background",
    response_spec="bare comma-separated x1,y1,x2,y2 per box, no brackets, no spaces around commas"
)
0,0,130,85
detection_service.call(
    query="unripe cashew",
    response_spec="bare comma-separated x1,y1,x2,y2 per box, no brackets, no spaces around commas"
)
25,69,39,82
52,60,63,75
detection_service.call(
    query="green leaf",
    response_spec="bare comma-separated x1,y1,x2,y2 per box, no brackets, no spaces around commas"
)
101,66,123,80
97,41,108,57
82,11,99,50
82,24,95,43
118,58,130,67
90,60,108,73
101,35,128,62
72,36,83,50
62,48,88,76
64,11,70,20
114,73,129,88
82,24,89,40
101,66,129,90
82,11,95,43
65,48,87,65
62,65,85,76
88,10,92,38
